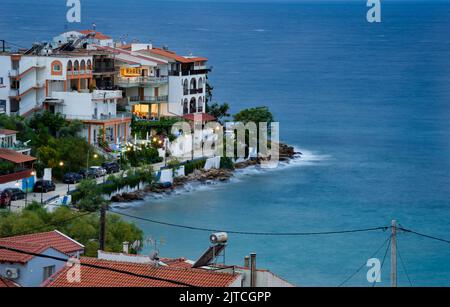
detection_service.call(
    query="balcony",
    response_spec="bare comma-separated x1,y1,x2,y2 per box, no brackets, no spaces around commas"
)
116,76,168,88
189,88,204,95
9,89,19,97
8,69,19,77
67,70,93,76
129,95,169,104
63,112,132,122
91,90,123,101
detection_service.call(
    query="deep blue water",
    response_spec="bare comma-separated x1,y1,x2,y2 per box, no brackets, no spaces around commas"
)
1,0,449,286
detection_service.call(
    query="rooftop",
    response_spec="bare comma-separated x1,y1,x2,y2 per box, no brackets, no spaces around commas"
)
78,30,112,41
0,148,36,164
0,129,18,136
45,257,240,287
0,230,84,256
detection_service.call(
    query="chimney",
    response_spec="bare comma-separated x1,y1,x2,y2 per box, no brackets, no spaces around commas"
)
122,241,129,254
244,256,250,268
250,253,257,287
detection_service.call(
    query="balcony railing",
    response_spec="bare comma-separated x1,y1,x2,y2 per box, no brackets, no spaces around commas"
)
67,70,93,76
116,76,169,87
189,88,203,95
129,95,169,104
63,112,132,121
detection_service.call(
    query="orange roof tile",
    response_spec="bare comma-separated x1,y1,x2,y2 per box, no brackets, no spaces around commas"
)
79,30,112,40
0,129,18,135
0,277,20,287
0,240,48,264
140,48,208,64
1,230,84,255
0,148,36,164
45,257,240,287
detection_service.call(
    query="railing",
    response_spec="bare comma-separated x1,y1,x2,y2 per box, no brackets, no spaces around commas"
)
9,89,19,97
116,76,168,87
92,90,123,100
189,88,203,95
8,69,18,77
63,112,132,121
181,69,209,76
67,70,93,76
129,95,169,103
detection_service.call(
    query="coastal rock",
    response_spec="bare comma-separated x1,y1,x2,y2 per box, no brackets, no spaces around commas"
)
110,191,145,203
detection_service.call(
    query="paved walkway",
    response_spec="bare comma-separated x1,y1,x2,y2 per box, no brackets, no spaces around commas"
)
10,161,168,212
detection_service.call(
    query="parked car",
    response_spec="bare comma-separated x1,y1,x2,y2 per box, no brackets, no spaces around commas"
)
88,166,107,178
0,190,12,208
102,162,120,174
33,180,56,193
78,169,89,179
3,188,26,201
63,172,83,184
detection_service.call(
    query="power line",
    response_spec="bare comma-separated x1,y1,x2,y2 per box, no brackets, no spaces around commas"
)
0,211,95,238
109,210,389,236
338,234,391,287
372,236,391,287
0,244,196,287
397,239,413,287
398,227,450,245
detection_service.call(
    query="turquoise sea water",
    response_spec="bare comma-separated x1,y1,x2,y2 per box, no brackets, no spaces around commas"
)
1,0,449,286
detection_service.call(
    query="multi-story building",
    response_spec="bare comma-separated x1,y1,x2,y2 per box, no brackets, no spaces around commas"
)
0,47,131,145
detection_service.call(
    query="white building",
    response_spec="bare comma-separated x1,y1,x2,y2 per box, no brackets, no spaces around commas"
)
0,51,131,145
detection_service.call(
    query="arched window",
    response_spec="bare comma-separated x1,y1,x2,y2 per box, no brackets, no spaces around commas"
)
198,77,203,89
183,99,189,115
189,97,196,114
67,60,73,71
80,60,86,71
74,60,79,71
51,60,63,76
87,59,92,70
183,79,189,95
190,78,197,91
197,96,203,113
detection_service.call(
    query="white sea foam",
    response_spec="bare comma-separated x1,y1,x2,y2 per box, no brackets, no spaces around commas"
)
111,147,330,207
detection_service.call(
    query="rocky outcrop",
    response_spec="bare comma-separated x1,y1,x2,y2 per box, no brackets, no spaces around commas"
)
110,191,146,202
187,169,233,183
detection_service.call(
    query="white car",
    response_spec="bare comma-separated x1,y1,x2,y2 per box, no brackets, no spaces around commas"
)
88,166,107,178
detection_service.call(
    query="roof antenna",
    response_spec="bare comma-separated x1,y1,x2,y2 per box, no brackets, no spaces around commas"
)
92,23,96,31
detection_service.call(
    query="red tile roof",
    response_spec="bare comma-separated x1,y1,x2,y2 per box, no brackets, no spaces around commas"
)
140,48,208,64
0,230,84,256
0,277,20,287
0,129,18,135
45,257,240,287
79,30,112,40
0,148,36,164
160,258,194,268
0,240,48,264
182,113,216,122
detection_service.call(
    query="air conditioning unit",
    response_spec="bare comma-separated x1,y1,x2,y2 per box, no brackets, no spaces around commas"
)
5,268,20,279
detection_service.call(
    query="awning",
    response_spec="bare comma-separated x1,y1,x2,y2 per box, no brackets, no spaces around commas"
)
182,113,216,122
0,148,37,164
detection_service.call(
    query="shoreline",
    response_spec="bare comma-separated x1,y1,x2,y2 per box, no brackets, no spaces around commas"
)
110,143,302,203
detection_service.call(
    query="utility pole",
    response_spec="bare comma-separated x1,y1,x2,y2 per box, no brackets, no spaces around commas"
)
99,204,106,251
391,220,397,287
0,40,5,52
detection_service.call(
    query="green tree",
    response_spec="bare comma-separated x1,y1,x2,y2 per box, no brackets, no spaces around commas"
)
0,204,143,257
75,179,109,212
233,106,274,124
207,102,231,123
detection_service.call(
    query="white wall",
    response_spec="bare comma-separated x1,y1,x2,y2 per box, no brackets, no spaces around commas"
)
0,55,11,114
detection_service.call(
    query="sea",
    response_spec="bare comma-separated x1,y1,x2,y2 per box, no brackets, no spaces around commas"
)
1,0,449,286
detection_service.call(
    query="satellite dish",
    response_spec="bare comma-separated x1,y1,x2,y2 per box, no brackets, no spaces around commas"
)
150,250,159,261
131,240,141,250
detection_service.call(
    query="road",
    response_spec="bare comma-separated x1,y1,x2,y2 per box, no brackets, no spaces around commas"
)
10,161,166,212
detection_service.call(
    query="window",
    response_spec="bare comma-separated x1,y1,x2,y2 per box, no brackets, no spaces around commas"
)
43,265,55,282
0,77,3,85
0,100,6,114
51,60,63,76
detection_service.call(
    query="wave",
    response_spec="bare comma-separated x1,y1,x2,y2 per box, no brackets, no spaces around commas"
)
110,146,330,208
